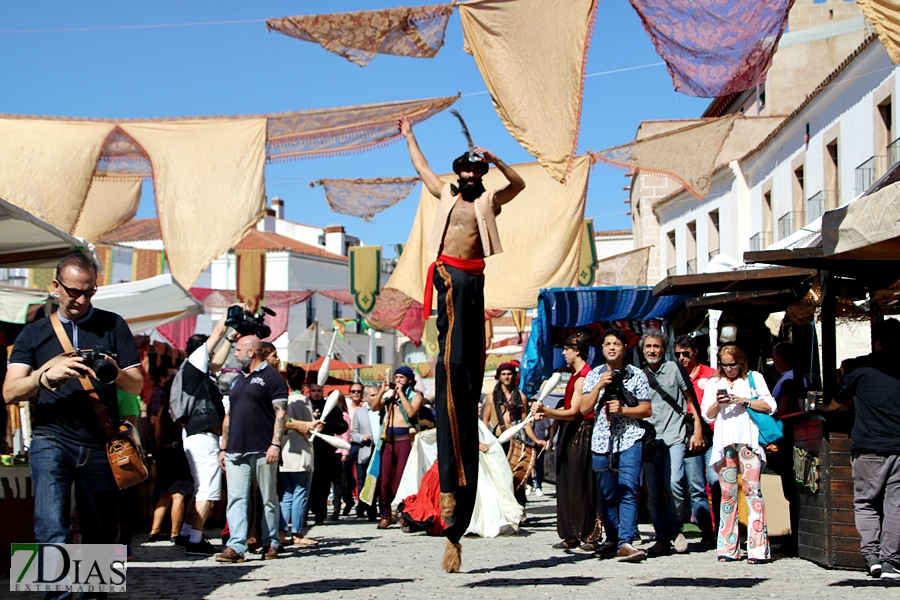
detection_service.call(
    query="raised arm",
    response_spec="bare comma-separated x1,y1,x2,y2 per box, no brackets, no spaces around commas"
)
399,115,444,198
474,146,526,210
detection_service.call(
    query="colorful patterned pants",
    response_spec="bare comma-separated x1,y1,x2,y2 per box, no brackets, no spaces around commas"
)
717,444,770,560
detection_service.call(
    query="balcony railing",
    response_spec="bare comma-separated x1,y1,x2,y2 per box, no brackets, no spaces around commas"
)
708,247,720,261
889,136,900,169
806,190,839,223
856,155,887,195
667,265,677,277
749,231,773,251
777,212,801,241
686,258,697,275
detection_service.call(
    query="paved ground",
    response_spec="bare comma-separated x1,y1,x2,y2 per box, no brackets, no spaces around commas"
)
4,483,899,599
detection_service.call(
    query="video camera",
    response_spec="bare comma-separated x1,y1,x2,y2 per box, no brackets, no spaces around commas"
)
75,347,118,384
225,305,275,340
605,368,637,407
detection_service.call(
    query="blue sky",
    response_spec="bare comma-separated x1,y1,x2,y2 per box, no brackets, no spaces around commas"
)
0,1,709,256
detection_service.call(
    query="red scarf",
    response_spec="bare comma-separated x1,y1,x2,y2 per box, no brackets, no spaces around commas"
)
423,254,486,317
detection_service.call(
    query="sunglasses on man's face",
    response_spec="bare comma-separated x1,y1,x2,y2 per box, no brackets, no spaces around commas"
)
56,280,97,299
674,351,692,358
349,389,364,394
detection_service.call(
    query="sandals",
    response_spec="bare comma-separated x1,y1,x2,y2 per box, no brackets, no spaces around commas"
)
718,555,741,562
552,539,580,550
293,535,318,546
747,558,769,565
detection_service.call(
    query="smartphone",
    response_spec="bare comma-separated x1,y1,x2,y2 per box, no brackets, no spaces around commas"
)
716,389,730,403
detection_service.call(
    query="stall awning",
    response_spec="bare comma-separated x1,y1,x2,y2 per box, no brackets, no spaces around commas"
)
0,285,49,324
653,266,817,297
822,180,900,260
519,286,687,395
92,274,203,334
0,196,97,268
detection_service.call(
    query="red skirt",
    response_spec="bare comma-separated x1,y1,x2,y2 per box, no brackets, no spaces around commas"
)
398,461,445,536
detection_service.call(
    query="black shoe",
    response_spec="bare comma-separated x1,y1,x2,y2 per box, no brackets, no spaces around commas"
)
174,534,189,548
185,538,217,556
881,561,899,579
343,501,355,516
595,540,618,559
866,555,882,578
148,533,169,543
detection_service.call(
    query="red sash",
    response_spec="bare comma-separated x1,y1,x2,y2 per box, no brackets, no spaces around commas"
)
423,254,486,316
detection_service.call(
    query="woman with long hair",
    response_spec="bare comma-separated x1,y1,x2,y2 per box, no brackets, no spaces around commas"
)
701,344,777,564
534,333,603,551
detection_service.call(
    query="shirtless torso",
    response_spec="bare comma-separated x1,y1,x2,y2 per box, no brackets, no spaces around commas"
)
442,200,485,260
371,373,423,441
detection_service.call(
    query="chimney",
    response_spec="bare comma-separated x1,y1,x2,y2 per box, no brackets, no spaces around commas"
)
272,197,285,220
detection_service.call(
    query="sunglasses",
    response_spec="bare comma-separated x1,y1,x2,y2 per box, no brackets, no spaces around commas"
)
349,389,364,394
674,351,692,358
57,280,97,299
720,362,739,368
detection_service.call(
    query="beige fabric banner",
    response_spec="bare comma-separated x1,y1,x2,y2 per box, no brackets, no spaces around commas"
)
459,0,597,183
120,119,267,286
857,0,900,64
591,115,738,200
384,154,590,311
594,247,651,287
0,119,115,230
73,178,143,241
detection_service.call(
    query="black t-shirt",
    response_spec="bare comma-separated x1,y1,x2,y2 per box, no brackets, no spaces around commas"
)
226,364,289,454
837,351,900,455
9,308,141,448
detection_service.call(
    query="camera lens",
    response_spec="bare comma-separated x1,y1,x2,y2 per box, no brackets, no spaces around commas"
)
92,358,118,384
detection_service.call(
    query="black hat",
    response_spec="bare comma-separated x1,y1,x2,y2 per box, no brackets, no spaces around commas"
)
452,153,489,176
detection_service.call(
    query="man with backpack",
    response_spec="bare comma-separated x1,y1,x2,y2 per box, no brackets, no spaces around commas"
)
170,308,236,555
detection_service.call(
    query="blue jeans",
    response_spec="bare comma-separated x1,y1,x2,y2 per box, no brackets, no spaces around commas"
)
684,452,714,539
593,442,642,549
644,441,686,542
30,435,118,600
225,454,280,555
278,471,312,535
30,435,118,545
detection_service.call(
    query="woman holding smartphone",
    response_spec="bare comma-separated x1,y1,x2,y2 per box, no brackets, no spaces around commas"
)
701,344,777,564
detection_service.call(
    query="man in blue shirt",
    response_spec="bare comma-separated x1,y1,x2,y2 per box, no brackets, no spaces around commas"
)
215,335,289,563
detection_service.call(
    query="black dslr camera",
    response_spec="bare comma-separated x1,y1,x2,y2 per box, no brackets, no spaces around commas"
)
606,369,636,407
225,305,275,339
75,347,118,384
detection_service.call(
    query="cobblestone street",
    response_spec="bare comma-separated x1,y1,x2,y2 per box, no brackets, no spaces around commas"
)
5,483,898,599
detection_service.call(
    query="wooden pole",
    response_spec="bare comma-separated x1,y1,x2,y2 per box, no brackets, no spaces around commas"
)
820,271,837,401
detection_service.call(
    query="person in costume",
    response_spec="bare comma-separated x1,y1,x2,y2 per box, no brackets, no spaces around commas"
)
533,333,603,553
398,113,525,572
369,365,423,529
482,362,545,510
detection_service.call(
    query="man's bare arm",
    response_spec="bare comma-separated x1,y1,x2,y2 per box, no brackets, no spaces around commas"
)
272,401,287,444
3,364,37,405
474,147,526,209
399,115,443,197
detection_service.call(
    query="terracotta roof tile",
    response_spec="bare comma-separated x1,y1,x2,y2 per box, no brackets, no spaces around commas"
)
234,230,347,262
594,229,632,238
97,218,161,243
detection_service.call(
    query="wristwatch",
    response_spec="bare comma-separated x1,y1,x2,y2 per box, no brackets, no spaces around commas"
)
742,400,751,408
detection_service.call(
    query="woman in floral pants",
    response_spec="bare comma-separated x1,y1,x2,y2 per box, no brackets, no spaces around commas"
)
701,344,777,563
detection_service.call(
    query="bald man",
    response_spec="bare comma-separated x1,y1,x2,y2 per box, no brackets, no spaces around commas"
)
216,336,289,563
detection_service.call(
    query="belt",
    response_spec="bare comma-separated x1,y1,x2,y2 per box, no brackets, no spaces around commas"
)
423,254,486,316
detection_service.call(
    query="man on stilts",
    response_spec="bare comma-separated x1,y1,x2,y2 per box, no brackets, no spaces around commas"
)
399,114,525,572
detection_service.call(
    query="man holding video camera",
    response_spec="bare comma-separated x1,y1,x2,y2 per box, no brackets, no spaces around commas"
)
3,254,142,561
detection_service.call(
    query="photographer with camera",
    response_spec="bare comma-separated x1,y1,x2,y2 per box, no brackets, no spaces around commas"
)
580,328,652,562
369,366,423,529
170,305,239,556
3,254,142,565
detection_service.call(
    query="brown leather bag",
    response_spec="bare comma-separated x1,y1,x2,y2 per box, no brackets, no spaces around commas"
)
50,313,149,489
506,438,537,493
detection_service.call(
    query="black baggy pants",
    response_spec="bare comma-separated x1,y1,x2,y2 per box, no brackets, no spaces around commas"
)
433,262,484,543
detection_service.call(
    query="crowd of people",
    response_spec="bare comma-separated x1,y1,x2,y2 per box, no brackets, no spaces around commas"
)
2,253,899,591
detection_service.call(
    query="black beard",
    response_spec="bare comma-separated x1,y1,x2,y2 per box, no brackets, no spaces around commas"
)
455,176,485,201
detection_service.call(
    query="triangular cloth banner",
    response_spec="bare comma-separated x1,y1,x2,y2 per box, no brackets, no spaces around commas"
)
349,246,383,315
312,177,419,221
267,4,455,66
578,219,597,286
591,115,738,200
459,0,597,183
857,0,900,64
236,248,267,313
630,0,793,97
